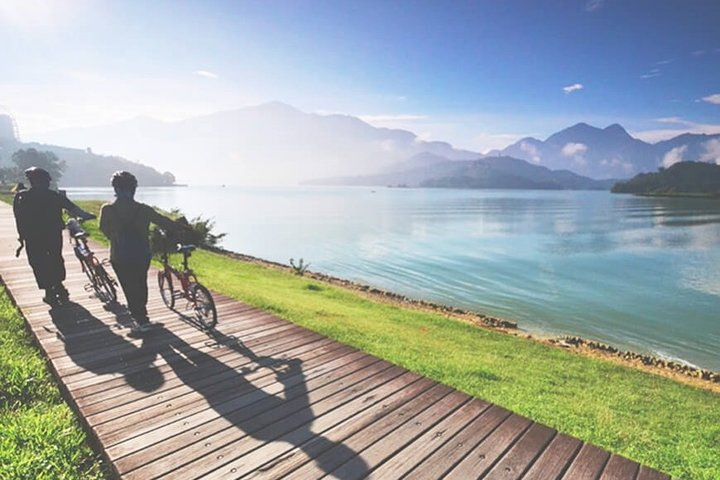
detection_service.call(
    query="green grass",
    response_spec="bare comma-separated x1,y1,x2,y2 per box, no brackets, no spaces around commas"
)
0,285,106,479
6,198,720,478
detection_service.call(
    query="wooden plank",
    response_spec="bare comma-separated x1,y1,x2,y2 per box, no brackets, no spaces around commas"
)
72,330,332,406
81,337,345,420
562,444,611,480
600,455,640,480
253,383,455,480
405,404,513,479
636,465,671,480
107,350,380,462
443,414,533,479
241,377,440,480
522,433,583,480
325,391,470,480
366,398,491,479
483,423,556,479
129,367,413,479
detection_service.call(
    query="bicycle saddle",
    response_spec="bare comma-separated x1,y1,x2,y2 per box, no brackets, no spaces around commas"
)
176,244,196,254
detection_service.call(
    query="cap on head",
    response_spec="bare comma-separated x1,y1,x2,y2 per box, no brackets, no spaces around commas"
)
111,170,138,193
24,167,51,187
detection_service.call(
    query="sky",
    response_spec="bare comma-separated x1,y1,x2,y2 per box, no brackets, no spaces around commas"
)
1,0,719,153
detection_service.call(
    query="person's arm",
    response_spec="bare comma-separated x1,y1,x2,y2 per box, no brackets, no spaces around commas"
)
61,195,96,221
148,207,189,232
12,193,26,242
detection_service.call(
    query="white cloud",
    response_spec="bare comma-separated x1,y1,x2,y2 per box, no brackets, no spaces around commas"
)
691,49,707,56
699,139,720,165
563,83,584,94
520,141,541,163
359,114,427,123
632,117,720,143
585,0,604,12
193,70,218,79
662,145,687,168
702,94,720,105
561,142,588,157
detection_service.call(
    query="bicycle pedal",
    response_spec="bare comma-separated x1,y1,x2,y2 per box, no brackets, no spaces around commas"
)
83,284,94,292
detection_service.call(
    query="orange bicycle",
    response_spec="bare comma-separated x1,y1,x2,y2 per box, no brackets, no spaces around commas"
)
156,230,217,329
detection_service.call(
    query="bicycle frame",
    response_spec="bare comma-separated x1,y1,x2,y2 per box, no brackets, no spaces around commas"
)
160,249,198,300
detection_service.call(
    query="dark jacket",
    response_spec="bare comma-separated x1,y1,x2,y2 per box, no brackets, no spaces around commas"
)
13,188,88,241
99,197,178,262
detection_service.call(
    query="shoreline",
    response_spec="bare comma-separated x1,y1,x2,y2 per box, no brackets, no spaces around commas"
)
206,245,720,391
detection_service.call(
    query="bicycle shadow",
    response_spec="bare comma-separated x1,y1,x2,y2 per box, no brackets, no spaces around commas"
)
137,323,369,478
48,302,164,393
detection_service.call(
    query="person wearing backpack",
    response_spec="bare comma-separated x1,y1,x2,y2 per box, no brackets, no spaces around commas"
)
13,167,96,306
99,171,186,336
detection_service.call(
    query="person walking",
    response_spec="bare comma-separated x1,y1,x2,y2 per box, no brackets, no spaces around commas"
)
13,167,96,306
99,171,187,336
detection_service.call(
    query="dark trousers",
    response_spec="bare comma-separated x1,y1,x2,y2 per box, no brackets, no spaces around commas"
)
112,259,151,324
25,234,66,290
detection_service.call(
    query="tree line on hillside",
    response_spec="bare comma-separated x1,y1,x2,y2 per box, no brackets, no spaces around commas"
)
0,149,66,189
612,161,720,196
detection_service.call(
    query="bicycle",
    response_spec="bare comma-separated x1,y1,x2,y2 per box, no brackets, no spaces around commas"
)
156,230,217,329
66,218,118,304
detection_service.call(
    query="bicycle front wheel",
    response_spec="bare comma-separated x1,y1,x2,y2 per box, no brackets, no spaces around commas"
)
93,264,117,304
191,283,217,329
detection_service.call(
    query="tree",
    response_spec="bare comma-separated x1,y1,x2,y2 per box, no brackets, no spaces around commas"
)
162,171,176,185
11,149,66,188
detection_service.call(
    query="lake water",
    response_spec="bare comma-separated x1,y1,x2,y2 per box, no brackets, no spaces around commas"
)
66,186,720,371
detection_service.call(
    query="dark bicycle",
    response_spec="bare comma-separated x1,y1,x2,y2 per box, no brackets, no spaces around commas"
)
66,218,118,304
156,229,217,329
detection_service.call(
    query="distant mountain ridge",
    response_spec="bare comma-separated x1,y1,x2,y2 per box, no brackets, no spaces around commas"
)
30,102,720,186
492,122,720,180
306,155,615,191
35,102,477,186
612,161,720,196
0,114,174,187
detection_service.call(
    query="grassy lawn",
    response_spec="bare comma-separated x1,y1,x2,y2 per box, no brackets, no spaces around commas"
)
0,284,106,479
3,196,719,478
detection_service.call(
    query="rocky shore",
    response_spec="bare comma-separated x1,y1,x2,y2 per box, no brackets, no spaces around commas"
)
207,245,720,390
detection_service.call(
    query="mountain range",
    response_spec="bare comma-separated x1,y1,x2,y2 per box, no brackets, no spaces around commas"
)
22,102,720,187
0,115,174,187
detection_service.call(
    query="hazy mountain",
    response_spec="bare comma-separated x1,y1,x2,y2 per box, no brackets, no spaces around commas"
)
35,102,477,186
496,123,720,180
0,115,173,187
30,105,720,186
307,155,614,190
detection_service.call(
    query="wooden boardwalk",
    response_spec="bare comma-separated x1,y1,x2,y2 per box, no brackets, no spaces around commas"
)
0,204,669,479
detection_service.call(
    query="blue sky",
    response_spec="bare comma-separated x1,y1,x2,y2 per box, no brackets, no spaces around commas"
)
1,0,719,151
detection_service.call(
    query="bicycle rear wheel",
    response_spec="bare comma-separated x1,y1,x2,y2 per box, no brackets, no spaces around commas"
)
158,271,175,309
191,283,217,329
93,264,117,303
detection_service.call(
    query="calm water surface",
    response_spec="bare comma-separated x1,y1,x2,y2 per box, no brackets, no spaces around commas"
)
67,186,720,371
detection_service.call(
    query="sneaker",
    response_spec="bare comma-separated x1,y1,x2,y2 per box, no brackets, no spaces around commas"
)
55,284,70,302
128,322,153,337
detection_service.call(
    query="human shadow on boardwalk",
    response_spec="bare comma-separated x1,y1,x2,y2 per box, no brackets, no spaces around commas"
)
138,324,369,478
48,302,164,392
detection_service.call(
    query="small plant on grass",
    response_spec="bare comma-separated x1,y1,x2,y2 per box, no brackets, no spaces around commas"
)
289,258,310,276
